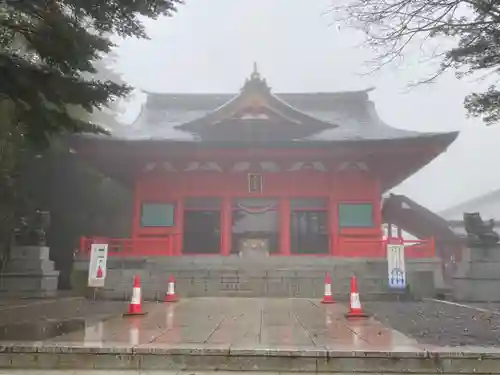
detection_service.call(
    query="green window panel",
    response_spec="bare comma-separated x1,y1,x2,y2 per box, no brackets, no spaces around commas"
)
338,203,374,228
140,203,175,228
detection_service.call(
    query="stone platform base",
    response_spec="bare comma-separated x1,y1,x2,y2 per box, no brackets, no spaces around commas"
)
1,345,499,373
0,246,59,298
74,256,445,300
452,245,500,301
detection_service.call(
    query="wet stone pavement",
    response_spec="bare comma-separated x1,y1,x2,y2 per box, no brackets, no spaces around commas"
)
0,298,125,328
33,298,421,351
0,298,125,342
0,297,500,349
1,298,500,373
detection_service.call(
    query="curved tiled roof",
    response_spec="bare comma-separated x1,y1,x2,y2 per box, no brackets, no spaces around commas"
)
68,68,459,192
129,87,451,142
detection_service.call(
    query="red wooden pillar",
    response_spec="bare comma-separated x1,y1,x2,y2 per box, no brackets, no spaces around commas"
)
279,198,291,256
373,178,384,257
329,174,339,256
373,177,383,231
174,198,184,256
131,176,141,241
329,196,338,256
220,196,232,256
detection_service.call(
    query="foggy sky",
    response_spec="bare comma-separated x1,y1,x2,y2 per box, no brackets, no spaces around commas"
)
113,0,500,212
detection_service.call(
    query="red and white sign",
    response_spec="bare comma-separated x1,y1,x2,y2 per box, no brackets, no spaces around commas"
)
88,244,108,288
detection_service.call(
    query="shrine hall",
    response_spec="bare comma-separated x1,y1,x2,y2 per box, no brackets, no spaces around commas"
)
73,67,459,258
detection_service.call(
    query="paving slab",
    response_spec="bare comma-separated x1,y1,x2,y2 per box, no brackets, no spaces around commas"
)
42,298,419,350
0,298,499,372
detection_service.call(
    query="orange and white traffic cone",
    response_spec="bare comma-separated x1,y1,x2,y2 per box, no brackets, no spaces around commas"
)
321,272,335,304
164,274,178,303
345,275,369,319
123,275,147,316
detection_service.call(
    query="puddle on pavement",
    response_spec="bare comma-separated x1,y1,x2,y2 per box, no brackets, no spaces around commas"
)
0,319,86,341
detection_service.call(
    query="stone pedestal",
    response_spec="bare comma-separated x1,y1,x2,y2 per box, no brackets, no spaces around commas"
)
452,245,500,301
0,246,59,298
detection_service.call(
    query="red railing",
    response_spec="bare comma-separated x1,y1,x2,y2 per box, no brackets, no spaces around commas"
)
405,237,436,258
79,234,436,258
78,234,181,257
336,236,435,258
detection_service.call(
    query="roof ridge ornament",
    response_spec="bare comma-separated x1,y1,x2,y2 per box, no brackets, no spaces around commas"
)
251,62,260,80
242,62,270,93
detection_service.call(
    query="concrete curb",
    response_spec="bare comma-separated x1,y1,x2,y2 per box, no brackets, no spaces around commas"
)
0,344,499,373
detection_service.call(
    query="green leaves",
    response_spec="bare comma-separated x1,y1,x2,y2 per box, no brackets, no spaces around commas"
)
0,53,128,144
0,0,181,144
66,0,182,38
465,87,500,125
0,0,182,261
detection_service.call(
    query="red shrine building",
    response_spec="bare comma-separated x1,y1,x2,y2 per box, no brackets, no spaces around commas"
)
74,68,459,259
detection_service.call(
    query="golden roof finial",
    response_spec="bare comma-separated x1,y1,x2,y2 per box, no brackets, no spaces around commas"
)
251,62,260,80
241,62,270,93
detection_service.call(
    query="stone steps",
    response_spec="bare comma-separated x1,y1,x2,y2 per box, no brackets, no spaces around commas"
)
76,255,444,300
0,345,496,373
102,271,401,301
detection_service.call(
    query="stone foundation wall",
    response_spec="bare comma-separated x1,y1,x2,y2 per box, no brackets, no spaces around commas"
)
74,256,444,301
452,245,500,302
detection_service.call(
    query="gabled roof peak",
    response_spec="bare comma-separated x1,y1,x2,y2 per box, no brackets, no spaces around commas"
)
172,64,342,141
241,62,271,93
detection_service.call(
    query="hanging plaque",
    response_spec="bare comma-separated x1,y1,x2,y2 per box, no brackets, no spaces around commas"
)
248,173,263,193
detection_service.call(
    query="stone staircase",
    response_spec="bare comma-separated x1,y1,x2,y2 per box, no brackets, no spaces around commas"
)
73,255,445,301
